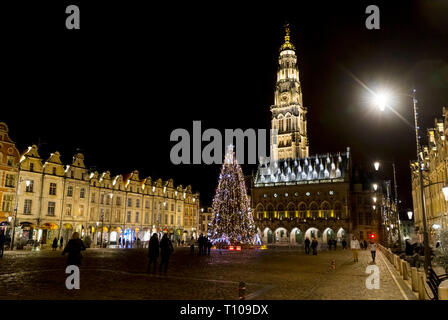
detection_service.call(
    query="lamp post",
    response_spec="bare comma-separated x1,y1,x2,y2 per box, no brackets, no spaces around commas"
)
372,89,439,272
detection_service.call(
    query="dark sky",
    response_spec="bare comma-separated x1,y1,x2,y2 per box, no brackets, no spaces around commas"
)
3,0,448,209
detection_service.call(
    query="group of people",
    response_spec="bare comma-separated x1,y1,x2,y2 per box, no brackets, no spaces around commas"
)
304,237,319,255
304,238,348,255
51,237,64,250
188,234,212,255
350,236,376,263
147,233,174,273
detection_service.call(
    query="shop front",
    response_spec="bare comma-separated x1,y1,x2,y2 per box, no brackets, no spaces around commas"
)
39,223,59,244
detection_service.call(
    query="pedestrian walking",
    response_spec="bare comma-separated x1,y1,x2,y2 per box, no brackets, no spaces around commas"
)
333,239,337,250
146,233,159,273
0,230,5,258
363,240,368,250
369,240,377,263
62,232,86,266
60,236,64,249
52,237,58,251
189,236,195,255
304,237,310,254
159,233,174,273
311,238,318,255
327,239,332,250
351,236,360,262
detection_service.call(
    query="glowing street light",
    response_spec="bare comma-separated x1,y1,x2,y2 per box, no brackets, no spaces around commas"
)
372,205,376,210
372,197,377,203
407,211,413,220
374,161,380,171
372,183,378,191
372,91,391,111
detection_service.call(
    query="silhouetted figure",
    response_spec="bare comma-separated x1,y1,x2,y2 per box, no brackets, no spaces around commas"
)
189,236,195,255
304,238,310,254
198,234,204,256
369,240,377,263
60,236,64,249
311,238,318,255
52,237,58,251
351,236,360,262
207,238,212,255
333,239,337,250
327,239,332,250
342,239,347,249
159,234,174,273
62,232,86,266
0,230,5,258
363,240,368,250
146,233,159,273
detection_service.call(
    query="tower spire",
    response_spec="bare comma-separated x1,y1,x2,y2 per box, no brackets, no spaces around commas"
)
280,23,295,52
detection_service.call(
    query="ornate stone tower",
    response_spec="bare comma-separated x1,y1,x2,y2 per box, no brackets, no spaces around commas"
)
270,24,309,161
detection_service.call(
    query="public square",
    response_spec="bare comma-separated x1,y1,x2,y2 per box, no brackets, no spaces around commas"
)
0,246,416,300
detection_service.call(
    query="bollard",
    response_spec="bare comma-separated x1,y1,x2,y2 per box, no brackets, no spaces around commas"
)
418,271,426,300
394,255,399,271
439,279,448,300
411,267,418,292
238,281,246,300
398,259,403,276
401,260,408,280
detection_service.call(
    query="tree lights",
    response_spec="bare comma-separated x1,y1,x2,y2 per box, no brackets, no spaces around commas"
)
208,145,256,246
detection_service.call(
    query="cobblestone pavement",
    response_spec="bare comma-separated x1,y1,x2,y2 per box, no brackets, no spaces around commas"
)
0,246,416,300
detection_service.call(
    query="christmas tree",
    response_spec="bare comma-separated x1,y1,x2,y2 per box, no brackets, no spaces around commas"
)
208,145,256,246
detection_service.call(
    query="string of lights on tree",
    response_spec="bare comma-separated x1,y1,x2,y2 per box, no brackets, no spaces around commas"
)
208,145,256,246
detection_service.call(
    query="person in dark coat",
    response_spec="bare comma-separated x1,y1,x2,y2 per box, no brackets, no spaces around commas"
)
189,236,195,254
146,233,159,273
198,234,204,256
60,236,64,249
0,230,5,258
327,239,332,250
342,239,347,249
363,240,368,250
333,239,337,250
304,238,310,254
311,238,318,255
62,232,86,266
207,238,212,255
159,233,174,273
52,237,58,251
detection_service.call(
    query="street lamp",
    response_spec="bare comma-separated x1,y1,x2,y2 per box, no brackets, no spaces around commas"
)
372,183,378,191
407,211,413,220
374,161,380,171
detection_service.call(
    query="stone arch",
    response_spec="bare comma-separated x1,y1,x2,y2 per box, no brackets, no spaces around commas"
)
305,227,321,242
309,201,318,219
286,202,295,219
274,227,288,243
266,203,274,219
321,201,331,210
290,227,303,244
263,227,274,244
322,227,335,244
255,203,264,220
337,227,346,239
277,203,285,220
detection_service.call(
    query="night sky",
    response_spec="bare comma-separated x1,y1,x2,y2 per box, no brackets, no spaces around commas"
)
3,1,448,209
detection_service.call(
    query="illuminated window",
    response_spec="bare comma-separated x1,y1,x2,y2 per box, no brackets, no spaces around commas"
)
274,193,278,198
306,192,310,197
284,193,288,197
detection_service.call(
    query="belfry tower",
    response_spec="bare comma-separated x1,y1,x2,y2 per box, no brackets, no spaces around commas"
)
270,24,309,161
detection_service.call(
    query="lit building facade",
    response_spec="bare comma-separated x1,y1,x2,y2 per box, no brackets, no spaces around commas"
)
199,207,213,235
8,141,199,248
0,122,20,235
411,108,448,244
251,26,381,245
